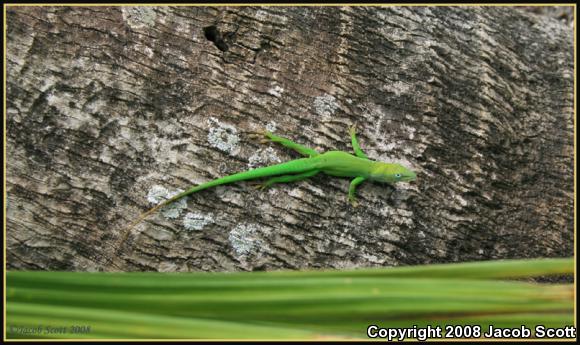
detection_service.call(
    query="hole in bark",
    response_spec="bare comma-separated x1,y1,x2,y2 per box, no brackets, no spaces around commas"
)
203,25,229,52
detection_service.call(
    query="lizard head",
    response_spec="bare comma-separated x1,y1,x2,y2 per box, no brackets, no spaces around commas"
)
371,163,416,184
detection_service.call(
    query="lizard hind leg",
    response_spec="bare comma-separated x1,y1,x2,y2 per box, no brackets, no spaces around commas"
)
255,130,320,157
255,169,320,190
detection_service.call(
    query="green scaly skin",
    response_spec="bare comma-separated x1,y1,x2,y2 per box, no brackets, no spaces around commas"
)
124,126,416,232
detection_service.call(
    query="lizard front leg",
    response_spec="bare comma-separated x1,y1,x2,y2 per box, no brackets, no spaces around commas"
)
348,176,366,207
349,125,369,160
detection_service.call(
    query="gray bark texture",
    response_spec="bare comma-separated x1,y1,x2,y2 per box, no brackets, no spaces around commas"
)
6,6,574,272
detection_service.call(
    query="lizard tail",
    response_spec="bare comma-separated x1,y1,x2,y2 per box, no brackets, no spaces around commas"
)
109,192,184,268
116,199,172,248
116,157,318,251
124,201,169,233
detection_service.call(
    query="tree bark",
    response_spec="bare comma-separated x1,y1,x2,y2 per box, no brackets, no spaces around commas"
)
6,6,574,272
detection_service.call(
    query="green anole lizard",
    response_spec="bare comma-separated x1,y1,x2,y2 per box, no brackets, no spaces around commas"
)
124,125,416,232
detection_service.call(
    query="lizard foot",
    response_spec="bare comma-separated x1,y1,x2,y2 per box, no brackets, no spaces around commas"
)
248,129,272,145
249,181,269,190
348,197,359,208
348,124,357,136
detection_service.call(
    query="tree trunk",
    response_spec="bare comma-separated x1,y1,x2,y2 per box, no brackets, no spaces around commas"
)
6,6,574,272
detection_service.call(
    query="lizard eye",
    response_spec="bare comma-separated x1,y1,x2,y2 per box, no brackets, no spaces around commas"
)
395,173,402,179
